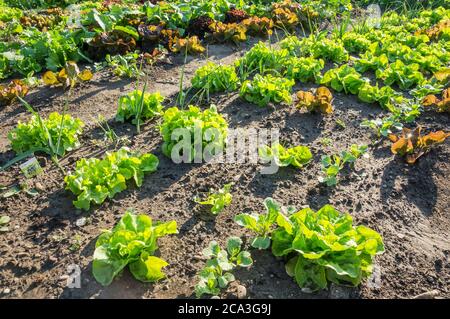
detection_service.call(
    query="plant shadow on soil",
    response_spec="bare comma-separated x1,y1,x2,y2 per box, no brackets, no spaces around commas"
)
380,148,444,217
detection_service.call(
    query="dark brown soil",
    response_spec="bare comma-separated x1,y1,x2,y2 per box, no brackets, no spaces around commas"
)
0,38,449,299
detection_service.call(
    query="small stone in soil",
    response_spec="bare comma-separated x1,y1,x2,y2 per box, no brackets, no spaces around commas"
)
236,285,247,299
76,217,87,227
3,288,10,294
35,182,45,192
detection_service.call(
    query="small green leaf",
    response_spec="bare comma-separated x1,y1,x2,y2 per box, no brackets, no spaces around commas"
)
251,236,271,250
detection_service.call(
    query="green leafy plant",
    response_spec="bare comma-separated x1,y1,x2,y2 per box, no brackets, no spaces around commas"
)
354,52,389,73
8,111,84,157
64,147,159,210
310,36,349,64
342,32,372,53
361,102,421,138
160,105,228,161
235,42,289,77
191,62,240,93
357,83,405,110
321,65,367,95
258,142,312,169
271,204,385,291
194,183,233,215
240,74,294,107
376,60,425,90
195,237,253,298
92,210,177,286
116,90,164,124
234,197,282,249
319,144,368,186
104,53,144,79
285,56,324,83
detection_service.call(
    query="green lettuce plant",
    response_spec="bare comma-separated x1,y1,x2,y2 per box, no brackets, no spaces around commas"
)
191,62,239,93
160,105,228,161
376,60,425,90
285,56,324,83
65,147,159,210
234,197,282,249
235,42,289,77
92,210,177,286
321,65,367,95
357,83,405,110
319,144,368,186
8,111,84,156
240,74,294,107
194,183,233,215
271,204,385,291
342,32,372,53
354,53,389,73
116,90,164,124
258,142,312,169
195,237,253,298
310,37,349,63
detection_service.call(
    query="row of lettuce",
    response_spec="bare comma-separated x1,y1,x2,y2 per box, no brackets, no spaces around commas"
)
0,0,354,81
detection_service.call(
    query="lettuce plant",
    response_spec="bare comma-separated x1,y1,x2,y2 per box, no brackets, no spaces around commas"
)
357,83,405,110
376,60,425,90
319,144,368,186
279,36,312,57
65,147,159,210
354,52,389,73
310,37,349,63
240,74,294,107
42,61,93,89
0,79,29,107
160,105,228,161
235,42,289,77
116,90,165,123
342,32,372,53
191,62,239,93
195,237,253,298
234,198,281,249
171,36,206,54
93,210,177,286
240,16,274,36
422,88,450,113
271,204,385,291
321,65,367,95
389,126,450,164
207,22,247,44
194,183,232,215
285,56,324,83
361,102,421,138
296,86,333,114
258,143,312,169
8,111,84,156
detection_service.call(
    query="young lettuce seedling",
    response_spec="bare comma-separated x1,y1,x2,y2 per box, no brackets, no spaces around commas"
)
319,144,368,186
195,237,253,298
194,183,233,215
234,197,281,249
